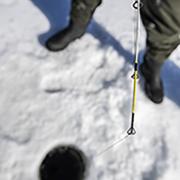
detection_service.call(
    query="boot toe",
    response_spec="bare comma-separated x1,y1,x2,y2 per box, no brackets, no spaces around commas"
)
45,26,85,52
45,36,67,52
140,63,164,104
145,82,164,104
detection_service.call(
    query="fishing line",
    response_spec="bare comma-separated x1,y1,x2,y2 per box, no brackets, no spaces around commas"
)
93,0,143,158
95,133,129,157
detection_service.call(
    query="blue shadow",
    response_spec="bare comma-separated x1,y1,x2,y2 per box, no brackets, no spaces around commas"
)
31,0,71,45
162,61,180,106
88,20,144,65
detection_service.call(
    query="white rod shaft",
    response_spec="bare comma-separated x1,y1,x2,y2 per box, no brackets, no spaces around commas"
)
134,0,141,64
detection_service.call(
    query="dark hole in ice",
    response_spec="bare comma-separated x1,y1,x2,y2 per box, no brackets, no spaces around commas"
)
39,145,87,180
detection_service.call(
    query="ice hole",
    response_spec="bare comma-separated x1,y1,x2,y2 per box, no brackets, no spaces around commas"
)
39,145,87,180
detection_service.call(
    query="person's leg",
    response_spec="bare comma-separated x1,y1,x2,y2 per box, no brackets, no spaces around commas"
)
140,0,180,103
46,0,102,51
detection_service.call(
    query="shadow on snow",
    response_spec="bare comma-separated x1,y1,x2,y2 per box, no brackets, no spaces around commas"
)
31,0,71,45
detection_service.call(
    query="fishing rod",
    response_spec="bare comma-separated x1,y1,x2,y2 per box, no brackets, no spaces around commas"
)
127,0,142,135
95,0,143,157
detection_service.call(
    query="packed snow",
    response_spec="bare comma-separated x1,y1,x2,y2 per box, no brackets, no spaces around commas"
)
0,0,180,180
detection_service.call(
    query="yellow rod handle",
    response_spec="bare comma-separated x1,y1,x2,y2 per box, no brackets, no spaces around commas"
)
132,70,138,113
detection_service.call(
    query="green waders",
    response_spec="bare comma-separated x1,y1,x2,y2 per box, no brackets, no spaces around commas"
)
140,0,180,103
141,0,180,64
71,0,102,27
46,0,102,51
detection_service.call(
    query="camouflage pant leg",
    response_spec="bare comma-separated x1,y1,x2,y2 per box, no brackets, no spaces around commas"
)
141,0,180,64
71,0,102,26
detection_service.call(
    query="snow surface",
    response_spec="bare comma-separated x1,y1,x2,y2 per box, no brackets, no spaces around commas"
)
0,0,180,180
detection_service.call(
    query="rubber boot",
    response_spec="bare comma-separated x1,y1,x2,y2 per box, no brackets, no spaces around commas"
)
46,0,102,51
140,56,164,104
